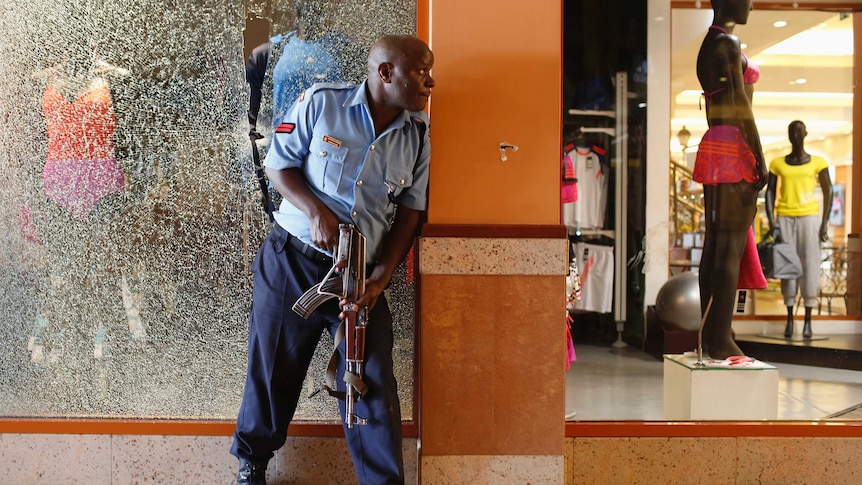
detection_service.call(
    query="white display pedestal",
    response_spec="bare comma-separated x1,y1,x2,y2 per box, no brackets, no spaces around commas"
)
663,354,779,420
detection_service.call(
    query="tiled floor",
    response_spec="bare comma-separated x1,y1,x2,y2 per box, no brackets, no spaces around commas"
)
565,343,862,420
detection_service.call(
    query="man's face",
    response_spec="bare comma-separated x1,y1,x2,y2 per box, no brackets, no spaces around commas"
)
388,47,435,112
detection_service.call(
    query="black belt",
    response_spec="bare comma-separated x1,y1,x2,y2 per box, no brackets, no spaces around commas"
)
274,224,333,265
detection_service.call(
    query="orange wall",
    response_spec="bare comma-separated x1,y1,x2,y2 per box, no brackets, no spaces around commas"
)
426,0,562,225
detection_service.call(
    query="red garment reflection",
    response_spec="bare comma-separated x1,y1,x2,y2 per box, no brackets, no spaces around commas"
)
42,79,124,219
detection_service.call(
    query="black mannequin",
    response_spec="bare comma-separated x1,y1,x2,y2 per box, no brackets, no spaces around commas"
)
693,0,768,359
765,120,833,338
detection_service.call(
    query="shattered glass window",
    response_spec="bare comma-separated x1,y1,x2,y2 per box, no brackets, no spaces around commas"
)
0,0,417,421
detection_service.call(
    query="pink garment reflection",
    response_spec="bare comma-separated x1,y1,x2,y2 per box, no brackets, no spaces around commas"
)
42,80,124,219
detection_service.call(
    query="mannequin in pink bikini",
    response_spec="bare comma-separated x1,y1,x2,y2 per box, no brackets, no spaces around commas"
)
692,0,768,359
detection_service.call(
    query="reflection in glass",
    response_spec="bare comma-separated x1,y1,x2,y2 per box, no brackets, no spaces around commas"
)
0,0,416,420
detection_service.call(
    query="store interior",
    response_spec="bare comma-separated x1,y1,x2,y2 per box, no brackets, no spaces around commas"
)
668,7,855,317
563,3,860,421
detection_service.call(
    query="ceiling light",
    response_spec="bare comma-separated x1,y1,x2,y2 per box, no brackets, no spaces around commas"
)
740,43,748,49
773,20,788,27
794,78,807,85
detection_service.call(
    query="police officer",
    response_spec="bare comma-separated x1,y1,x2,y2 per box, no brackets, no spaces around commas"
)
230,34,435,485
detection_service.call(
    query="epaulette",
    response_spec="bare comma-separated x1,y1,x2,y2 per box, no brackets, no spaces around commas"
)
309,81,355,92
296,82,355,104
410,110,430,125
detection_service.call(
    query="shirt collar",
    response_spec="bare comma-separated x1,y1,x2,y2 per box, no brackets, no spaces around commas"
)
345,80,411,131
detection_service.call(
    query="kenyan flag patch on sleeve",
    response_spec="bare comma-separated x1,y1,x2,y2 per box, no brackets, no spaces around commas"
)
275,122,295,134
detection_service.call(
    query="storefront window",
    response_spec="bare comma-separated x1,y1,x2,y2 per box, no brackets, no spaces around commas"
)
669,8,857,318
565,2,860,423
0,0,417,421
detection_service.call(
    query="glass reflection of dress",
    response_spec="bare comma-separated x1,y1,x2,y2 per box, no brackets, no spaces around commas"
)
42,77,124,219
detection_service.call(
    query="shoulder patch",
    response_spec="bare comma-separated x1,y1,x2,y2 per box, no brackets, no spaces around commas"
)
275,123,295,134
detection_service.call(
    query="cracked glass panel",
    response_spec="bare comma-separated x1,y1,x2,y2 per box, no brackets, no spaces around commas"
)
0,0,416,421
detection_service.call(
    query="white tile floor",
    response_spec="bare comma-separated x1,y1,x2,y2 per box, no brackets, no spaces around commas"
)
565,343,862,420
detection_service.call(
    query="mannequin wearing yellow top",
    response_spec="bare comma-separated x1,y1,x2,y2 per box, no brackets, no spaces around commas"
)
765,120,833,339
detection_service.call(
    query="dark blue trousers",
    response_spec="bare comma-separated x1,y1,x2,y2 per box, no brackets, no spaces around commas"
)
231,225,404,484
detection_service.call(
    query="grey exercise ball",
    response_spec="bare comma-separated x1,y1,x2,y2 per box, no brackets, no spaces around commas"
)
655,272,702,332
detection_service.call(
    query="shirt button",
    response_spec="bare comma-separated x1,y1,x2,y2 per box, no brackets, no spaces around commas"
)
356,180,363,186
320,151,328,157
351,211,357,217
370,145,375,151
399,179,405,185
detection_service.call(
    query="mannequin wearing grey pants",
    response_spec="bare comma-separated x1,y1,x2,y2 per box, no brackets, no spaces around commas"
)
765,120,833,339
777,215,821,306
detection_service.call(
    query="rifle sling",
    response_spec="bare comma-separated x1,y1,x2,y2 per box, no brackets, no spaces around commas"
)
318,320,368,401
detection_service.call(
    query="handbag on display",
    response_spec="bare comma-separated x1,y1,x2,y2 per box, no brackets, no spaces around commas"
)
757,238,804,280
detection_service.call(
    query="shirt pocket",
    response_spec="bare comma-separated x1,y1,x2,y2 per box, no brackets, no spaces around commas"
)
306,138,348,192
377,164,414,210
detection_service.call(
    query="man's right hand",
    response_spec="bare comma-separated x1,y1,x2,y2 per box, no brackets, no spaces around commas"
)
309,210,341,253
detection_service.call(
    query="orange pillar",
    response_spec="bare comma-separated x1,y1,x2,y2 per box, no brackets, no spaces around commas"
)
419,1,567,482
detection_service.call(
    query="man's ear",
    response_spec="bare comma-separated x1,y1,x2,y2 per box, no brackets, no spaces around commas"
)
377,62,393,83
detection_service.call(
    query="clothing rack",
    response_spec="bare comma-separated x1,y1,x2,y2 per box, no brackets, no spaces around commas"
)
564,72,629,345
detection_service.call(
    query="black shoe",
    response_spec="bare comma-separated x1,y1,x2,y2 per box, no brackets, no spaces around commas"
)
236,458,266,485
784,320,793,338
803,321,812,339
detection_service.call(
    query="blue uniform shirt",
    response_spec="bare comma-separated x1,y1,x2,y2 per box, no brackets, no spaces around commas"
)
265,81,430,263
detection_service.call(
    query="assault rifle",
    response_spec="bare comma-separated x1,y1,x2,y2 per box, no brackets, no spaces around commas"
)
292,224,369,428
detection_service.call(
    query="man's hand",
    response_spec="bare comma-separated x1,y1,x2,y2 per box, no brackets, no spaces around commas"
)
338,275,387,318
309,211,341,253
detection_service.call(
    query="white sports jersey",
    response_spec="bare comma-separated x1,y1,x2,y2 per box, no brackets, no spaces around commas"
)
561,145,607,231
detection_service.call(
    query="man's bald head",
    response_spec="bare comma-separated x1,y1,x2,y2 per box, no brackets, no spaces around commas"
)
365,34,435,114
366,35,430,78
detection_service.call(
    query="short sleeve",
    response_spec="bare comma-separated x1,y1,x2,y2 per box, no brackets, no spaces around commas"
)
814,155,829,174
768,157,782,175
395,117,430,212
264,86,317,171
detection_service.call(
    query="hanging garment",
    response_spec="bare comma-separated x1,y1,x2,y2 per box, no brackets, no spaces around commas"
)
572,241,614,314
562,145,607,230
738,226,768,290
561,151,577,204
565,313,577,370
